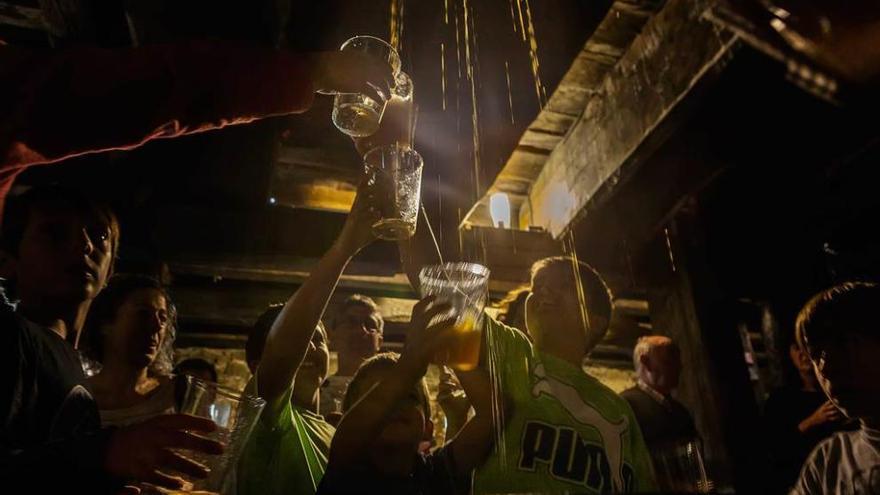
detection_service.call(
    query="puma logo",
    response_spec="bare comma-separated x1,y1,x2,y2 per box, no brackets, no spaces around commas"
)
531,364,629,492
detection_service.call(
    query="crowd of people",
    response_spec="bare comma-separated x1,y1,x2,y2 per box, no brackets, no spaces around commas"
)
1,179,878,495
1,36,879,495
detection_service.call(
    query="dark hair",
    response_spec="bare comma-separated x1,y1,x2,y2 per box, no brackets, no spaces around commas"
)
499,285,530,327
1,185,120,263
530,256,614,347
82,274,175,374
796,281,879,360
332,294,384,332
342,352,431,417
174,358,218,383
246,303,327,370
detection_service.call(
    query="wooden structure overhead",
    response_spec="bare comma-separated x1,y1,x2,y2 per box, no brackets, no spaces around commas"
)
462,0,879,237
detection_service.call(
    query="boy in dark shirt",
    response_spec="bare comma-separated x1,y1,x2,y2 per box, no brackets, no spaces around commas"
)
318,297,496,495
0,187,222,493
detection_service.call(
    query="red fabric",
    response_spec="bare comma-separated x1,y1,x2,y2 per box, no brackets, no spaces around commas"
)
0,40,317,218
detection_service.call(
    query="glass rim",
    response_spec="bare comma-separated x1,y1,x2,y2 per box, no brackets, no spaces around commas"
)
182,374,266,407
418,262,491,282
363,144,423,164
340,35,396,52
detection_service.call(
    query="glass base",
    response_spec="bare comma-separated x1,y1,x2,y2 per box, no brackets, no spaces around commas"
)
373,219,415,241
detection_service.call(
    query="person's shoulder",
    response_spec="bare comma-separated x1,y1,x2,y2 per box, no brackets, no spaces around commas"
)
485,315,531,348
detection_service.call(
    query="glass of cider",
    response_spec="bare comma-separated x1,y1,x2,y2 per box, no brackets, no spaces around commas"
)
418,262,490,371
331,36,401,137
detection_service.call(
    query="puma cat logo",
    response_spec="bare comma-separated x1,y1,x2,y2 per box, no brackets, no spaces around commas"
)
531,364,629,492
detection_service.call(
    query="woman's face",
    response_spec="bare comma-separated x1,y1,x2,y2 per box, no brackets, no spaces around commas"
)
104,288,169,369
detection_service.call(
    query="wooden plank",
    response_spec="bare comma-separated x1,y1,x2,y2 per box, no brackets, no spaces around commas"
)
461,0,665,230
0,2,45,31
528,0,738,237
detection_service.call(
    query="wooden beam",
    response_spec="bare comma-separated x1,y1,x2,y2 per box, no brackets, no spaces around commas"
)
461,0,665,230
270,146,361,213
0,2,45,30
526,0,737,237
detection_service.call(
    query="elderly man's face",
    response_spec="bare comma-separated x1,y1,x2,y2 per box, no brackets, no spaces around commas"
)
644,344,682,393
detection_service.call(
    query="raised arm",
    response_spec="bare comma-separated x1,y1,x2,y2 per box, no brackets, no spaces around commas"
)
446,365,503,476
397,207,444,293
256,190,379,407
329,297,455,467
0,41,392,217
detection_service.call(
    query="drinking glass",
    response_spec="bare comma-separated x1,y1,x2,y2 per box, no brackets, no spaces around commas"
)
331,36,401,137
363,144,423,240
178,376,266,492
652,439,712,493
353,71,414,155
418,262,491,371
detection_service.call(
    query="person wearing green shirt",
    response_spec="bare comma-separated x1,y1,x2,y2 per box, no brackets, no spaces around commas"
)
473,256,657,494
237,186,380,495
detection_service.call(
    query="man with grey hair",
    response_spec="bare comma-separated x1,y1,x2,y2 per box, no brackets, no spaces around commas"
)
621,335,699,453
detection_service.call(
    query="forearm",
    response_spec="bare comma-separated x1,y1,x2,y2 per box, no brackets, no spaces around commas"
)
257,242,353,403
331,355,426,465
1,40,315,171
447,368,497,475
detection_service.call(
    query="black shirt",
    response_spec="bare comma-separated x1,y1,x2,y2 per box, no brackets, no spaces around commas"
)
317,447,465,495
0,302,118,492
621,385,698,449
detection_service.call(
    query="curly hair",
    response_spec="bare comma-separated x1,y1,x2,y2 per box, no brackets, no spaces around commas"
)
82,274,176,376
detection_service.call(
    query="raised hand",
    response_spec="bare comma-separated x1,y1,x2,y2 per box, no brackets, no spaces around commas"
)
104,414,224,490
800,401,843,432
402,296,457,368
335,183,382,255
306,51,394,104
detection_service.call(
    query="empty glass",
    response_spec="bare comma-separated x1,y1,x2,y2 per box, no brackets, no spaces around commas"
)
353,71,414,155
178,376,266,492
331,36,401,137
418,262,491,371
652,439,712,493
363,144,423,240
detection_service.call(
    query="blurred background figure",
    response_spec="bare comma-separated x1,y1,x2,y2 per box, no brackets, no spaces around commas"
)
174,357,218,384
763,341,853,493
320,295,384,419
622,335,706,491
83,274,179,427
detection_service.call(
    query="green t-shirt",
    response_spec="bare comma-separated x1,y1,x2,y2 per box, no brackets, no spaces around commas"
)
237,378,335,495
474,318,657,494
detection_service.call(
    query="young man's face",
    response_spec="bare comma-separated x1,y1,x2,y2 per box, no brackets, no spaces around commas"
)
811,332,880,420
332,305,383,362
525,264,601,356
11,203,113,306
103,288,168,368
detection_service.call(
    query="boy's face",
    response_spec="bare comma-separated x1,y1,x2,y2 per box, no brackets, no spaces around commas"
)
332,305,383,361
104,288,169,368
353,368,429,452
11,203,113,306
526,264,597,356
811,332,880,420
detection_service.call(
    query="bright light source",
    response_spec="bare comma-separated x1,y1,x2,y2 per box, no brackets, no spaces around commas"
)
268,197,277,205
489,192,511,229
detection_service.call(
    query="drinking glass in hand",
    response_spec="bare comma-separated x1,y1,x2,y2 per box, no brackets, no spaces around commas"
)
331,36,401,137
353,71,414,155
178,376,266,492
363,144,423,240
418,262,491,371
